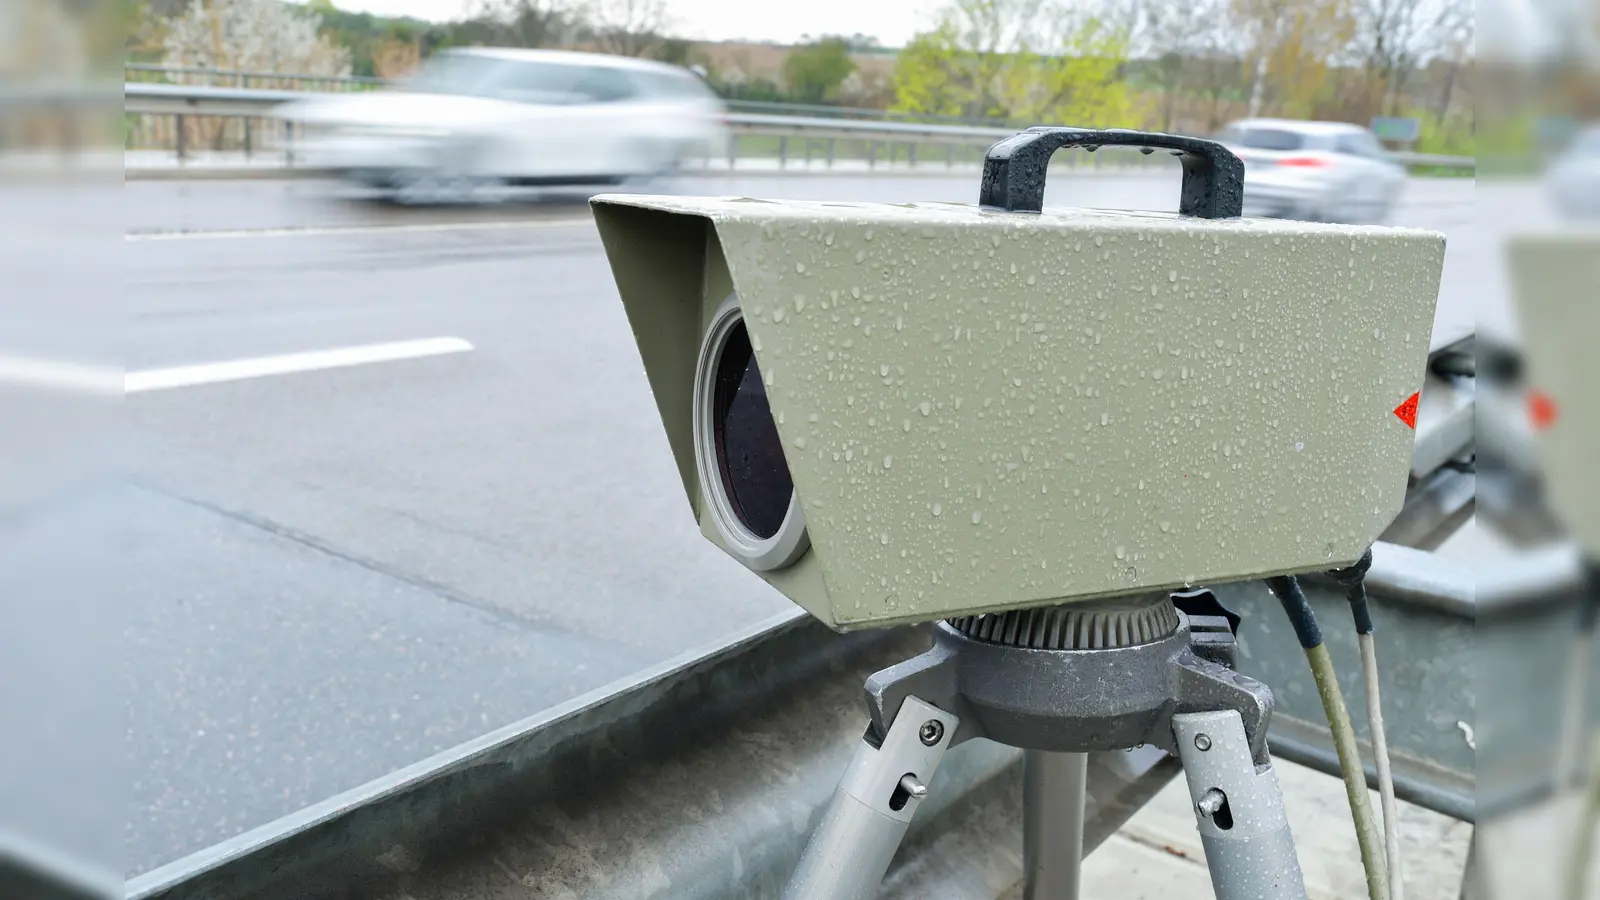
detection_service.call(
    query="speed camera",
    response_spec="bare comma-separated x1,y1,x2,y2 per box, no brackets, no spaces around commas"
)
592,128,1445,631
1507,230,1600,556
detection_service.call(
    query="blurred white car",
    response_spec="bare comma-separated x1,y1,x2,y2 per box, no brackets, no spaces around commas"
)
1216,119,1408,224
1548,125,1600,219
277,48,728,195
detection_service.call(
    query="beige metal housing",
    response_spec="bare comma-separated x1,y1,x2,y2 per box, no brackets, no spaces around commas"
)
592,194,1445,630
1508,231,1600,558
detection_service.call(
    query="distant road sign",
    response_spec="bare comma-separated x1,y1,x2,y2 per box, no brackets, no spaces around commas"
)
1371,116,1421,143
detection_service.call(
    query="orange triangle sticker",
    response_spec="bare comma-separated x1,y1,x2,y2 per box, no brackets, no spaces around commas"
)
1529,390,1559,431
1393,392,1419,429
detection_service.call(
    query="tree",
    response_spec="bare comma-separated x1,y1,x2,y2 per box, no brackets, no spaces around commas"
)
1132,0,1222,131
369,23,422,78
585,0,672,57
782,37,857,104
891,0,1137,127
160,0,351,75
0,0,92,77
652,37,693,65
1427,0,1472,125
1350,0,1467,117
125,0,165,59
1187,25,1245,132
471,0,578,49
1232,0,1354,119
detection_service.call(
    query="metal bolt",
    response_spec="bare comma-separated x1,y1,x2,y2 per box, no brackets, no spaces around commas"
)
898,774,928,799
918,719,945,746
1197,788,1227,816
1194,733,1212,751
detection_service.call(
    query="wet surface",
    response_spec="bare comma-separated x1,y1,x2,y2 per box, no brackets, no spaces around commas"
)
124,172,1481,874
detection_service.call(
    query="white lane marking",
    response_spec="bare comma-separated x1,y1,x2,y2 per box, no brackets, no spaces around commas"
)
0,355,121,395
125,215,594,242
125,337,474,393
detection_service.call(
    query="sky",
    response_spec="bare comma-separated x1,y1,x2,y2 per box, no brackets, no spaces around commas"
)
315,0,937,46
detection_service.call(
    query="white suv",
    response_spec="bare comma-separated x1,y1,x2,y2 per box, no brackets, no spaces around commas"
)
1217,118,1408,224
279,48,728,196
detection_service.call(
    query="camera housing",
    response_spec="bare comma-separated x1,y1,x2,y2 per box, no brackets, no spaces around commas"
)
593,130,1445,631
1507,231,1600,557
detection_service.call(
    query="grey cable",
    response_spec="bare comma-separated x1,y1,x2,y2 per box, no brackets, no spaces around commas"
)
1565,733,1600,900
1267,574,1389,900
1307,641,1390,900
1329,549,1402,900
1563,567,1600,900
1360,632,1404,900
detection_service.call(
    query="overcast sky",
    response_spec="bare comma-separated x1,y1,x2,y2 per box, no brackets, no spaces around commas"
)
314,0,937,45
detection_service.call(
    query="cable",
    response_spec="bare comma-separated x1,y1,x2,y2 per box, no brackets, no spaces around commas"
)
1266,573,1390,900
1358,637,1400,895
1328,550,1404,900
1566,736,1600,900
1563,565,1600,900
1559,572,1600,787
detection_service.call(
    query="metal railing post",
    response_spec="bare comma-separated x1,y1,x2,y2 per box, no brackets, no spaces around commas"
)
175,113,186,163
284,120,294,168
778,135,788,169
827,138,836,168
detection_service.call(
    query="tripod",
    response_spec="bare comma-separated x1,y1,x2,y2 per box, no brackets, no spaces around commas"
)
783,593,1307,900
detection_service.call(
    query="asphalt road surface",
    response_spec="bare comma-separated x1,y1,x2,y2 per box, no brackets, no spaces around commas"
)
124,170,1483,876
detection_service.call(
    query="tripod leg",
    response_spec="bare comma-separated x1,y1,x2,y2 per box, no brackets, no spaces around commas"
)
1024,750,1088,900
1173,710,1308,900
783,696,959,900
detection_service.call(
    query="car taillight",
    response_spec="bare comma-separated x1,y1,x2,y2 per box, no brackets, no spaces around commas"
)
1276,156,1328,168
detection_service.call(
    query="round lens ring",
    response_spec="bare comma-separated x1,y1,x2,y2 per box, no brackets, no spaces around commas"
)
691,294,810,572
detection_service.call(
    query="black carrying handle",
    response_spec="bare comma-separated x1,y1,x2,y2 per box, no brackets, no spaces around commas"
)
979,126,1245,219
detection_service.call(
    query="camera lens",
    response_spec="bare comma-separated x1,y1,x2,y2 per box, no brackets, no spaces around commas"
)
693,294,809,572
711,320,793,540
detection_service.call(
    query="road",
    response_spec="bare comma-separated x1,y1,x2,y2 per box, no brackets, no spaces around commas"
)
124,170,1481,876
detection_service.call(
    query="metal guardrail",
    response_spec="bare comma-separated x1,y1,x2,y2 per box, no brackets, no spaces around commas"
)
1398,151,1482,169
126,63,386,91
125,63,1030,127
123,611,1179,900
122,82,1023,171
125,82,307,116
1218,542,1476,822
121,83,1011,143
0,832,117,900
122,82,1476,173
118,531,1478,900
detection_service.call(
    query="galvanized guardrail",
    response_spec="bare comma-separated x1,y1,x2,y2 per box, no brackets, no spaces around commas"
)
125,63,1063,128
122,532,1478,900
122,82,1476,173
110,333,1474,900
126,63,387,92
122,82,1023,171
